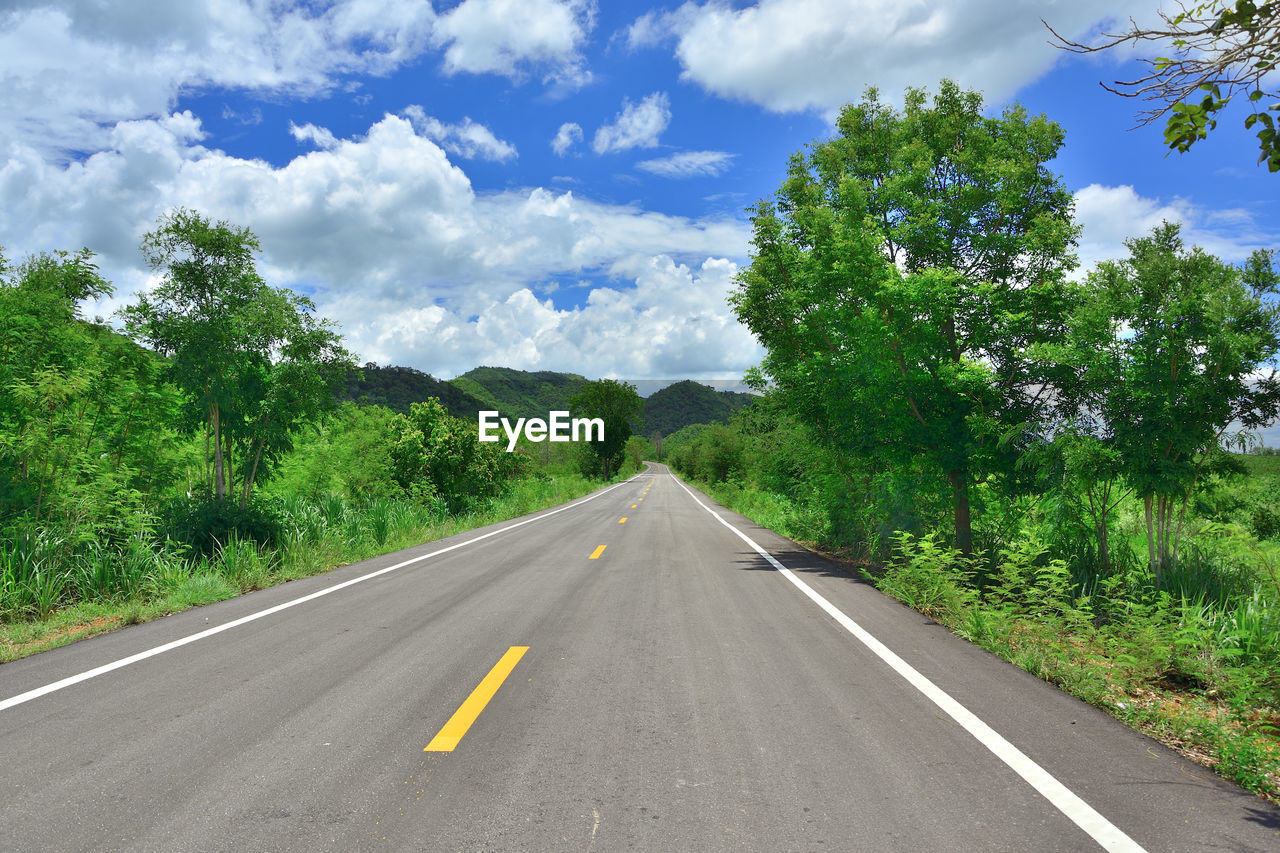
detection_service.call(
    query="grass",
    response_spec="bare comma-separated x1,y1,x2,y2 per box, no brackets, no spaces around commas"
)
0,471,607,663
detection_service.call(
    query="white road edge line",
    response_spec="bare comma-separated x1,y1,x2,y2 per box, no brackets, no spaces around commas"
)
669,471,1146,853
0,475,642,713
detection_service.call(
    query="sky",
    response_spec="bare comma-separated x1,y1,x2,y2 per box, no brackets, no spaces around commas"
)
1,0,1277,384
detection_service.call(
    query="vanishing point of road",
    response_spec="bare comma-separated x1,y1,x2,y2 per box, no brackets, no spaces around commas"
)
2,464,1278,851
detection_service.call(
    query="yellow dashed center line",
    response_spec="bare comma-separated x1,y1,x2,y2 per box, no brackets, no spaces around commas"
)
619,517,628,523
589,545,607,559
631,504,637,508
425,646,528,752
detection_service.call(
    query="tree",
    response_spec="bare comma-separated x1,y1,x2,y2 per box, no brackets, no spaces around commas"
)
624,435,651,473
1057,222,1280,582
732,81,1078,553
388,398,525,513
569,379,643,479
1048,2,1280,170
122,209,354,507
0,248,187,539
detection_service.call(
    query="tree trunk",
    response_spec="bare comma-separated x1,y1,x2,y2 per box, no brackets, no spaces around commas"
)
212,401,225,501
1152,491,1162,571
241,439,265,510
1096,520,1110,574
948,469,973,555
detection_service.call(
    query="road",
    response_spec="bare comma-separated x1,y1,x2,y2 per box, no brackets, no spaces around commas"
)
1,463,1278,851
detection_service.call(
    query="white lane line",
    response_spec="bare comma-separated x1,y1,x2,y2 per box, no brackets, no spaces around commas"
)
669,472,1145,853
1,475,642,713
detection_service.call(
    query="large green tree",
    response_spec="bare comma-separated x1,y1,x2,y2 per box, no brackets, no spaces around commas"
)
1057,222,1280,581
732,81,1078,552
569,379,643,479
122,209,355,506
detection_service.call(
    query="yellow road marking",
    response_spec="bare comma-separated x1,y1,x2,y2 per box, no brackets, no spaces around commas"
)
589,545,607,559
619,517,627,523
631,504,637,508
425,646,528,752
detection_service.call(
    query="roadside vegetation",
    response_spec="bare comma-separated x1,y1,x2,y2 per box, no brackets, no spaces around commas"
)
0,213,630,662
662,78,1280,801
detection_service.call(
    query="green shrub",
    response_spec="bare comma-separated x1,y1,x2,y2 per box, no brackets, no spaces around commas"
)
157,494,283,557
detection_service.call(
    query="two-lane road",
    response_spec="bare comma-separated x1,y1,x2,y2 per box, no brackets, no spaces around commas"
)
2,464,1278,851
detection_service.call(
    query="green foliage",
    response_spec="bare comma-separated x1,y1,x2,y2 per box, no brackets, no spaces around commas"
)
449,366,589,420
343,363,490,417
0,247,190,543
1056,223,1280,580
624,435,651,473
157,493,283,558
266,402,401,501
1052,1,1280,170
877,532,977,619
388,398,527,512
568,379,643,479
732,79,1078,553
122,208,355,506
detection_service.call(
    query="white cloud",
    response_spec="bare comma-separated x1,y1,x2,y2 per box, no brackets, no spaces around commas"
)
0,1,439,155
1074,183,1274,273
354,255,761,378
402,106,517,162
431,0,594,87
639,0,1153,115
0,111,752,378
290,122,340,151
551,122,583,156
637,150,735,178
592,92,671,154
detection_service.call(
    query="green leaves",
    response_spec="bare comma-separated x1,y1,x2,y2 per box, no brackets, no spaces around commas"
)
123,209,355,505
568,379,643,479
1060,223,1280,576
387,399,525,513
733,80,1078,552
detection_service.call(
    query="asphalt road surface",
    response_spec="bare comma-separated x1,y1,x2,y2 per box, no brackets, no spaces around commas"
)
2,463,1279,851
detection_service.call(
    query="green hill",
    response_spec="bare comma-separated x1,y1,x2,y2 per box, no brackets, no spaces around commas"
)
342,363,490,418
448,366,591,420
346,365,755,435
641,380,755,437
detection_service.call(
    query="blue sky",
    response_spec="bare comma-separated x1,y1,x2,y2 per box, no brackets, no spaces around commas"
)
1,0,1276,383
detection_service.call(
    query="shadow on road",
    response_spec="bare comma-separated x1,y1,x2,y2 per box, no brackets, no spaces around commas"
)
728,545,875,586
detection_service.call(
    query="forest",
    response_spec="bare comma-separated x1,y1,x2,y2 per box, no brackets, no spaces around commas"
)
662,81,1280,799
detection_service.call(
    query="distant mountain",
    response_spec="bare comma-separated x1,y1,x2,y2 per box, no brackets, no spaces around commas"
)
448,366,591,420
342,363,490,418
640,380,755,437
345,365,754,435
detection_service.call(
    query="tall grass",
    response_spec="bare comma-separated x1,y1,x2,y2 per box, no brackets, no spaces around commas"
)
1,471,604,661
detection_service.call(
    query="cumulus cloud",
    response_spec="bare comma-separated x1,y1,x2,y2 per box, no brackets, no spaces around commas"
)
402,106,517,162
0,111,751,378
290,122,340,150
350,255,761,378
637,150,735,178
0,0,438,155
1074,183,1273,273
634,0,1153,114
551,122,583,155
592,92,671,154
430,0,594,87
